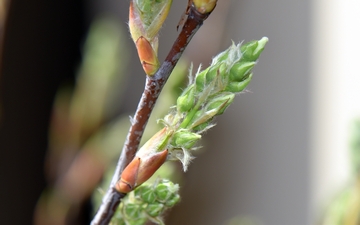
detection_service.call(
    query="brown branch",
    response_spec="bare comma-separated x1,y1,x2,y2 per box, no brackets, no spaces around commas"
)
91,4,212,225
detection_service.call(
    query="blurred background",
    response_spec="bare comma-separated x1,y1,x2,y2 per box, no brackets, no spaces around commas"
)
1,0,360,224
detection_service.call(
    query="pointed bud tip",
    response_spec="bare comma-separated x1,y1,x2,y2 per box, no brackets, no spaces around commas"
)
259,36,269,44
136,149,168,186
240,37,269,62
255,36,269,53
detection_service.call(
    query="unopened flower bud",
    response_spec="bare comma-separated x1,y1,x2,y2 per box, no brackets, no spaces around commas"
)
240,37,268,62
229,61,256,82
177,85,196,113
145,203,164,217
155,181,179,202
191,108,219,128
206,93,235,116
192,121,211,132
206,63,227,84
225,73,253,93
165,194,180,207
195,68,209,92
137,186,156,203
172,130,201,149
123,203,141,219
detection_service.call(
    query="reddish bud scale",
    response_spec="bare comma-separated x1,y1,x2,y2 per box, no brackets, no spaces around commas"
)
116,149,168,193
136,36,160,75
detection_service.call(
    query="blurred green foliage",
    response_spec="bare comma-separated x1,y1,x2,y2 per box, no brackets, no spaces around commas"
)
321,120,360,225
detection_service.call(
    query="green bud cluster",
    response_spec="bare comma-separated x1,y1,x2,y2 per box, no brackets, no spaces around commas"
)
111,179,180,225
167,37,268,170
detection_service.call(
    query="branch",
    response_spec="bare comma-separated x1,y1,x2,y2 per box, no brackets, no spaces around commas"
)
91,5,211,225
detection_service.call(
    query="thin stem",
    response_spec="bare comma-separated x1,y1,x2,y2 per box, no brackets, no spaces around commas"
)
91,5,211,225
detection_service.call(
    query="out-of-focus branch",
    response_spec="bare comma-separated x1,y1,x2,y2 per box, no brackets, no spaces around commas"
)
0,0,11,120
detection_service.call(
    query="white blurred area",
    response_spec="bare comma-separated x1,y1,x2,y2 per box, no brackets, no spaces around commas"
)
311,0,360,218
